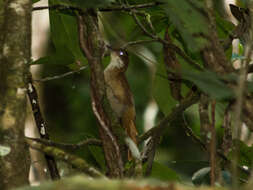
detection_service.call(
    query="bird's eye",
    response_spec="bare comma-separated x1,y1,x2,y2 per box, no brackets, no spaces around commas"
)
119,51,124,56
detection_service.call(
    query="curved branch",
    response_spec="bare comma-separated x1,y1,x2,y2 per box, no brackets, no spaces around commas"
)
34,65,88,82
26,137,102,150
26,138,105,178
33,2,164,12
139,92,200,143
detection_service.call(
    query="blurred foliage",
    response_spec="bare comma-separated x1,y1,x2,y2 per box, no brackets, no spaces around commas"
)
153,58,177,115
30,0,253,187
161,0,209,53
49,0,87,64
181,70,234,100
228,140,253,168
144,161,181,182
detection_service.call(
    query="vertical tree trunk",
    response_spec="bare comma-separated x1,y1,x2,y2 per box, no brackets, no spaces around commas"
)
0,0,32,189
78,11,125,177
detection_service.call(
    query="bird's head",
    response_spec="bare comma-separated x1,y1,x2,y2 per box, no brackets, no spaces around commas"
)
108,48,129,72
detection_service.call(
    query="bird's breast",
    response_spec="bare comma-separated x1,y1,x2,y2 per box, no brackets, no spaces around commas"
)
104,74,134,117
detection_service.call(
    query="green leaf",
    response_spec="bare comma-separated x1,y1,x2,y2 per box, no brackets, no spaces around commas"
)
145,162,180,182
49,0,87,64
161,0,209,52
239,42,244,55
147,8,168,34
192,167,210,186
192,167,232,186
81,134,106,172
153,61,177,115
168,160,209,174
30,48,75,66
216,12,235,39
181,70,234,100
88,145,106,172
223,74,253,96
221,73,253,95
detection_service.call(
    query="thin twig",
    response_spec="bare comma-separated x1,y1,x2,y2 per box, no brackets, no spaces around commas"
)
25,137,102,150
100,2,164,12
32,2,164,12
77,15,94,62
131,9,158,40
33,5,75,11
182,113,251,176
130,8,203,71
139,92,200,143
121,39,158,49
222,105,233,156
182,113,206,151
143,136,158,176
163,28,182,101
34,65,88,82
204,0,232,73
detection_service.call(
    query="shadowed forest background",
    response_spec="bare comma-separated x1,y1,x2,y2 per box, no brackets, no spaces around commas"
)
1,0,253,190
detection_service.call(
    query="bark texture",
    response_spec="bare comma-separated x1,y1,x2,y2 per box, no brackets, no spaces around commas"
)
0,0,32,189
78,11,126,177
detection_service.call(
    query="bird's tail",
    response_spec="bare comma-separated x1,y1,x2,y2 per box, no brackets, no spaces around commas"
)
122,108,138,160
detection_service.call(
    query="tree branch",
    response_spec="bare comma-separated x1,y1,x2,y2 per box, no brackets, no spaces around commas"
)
77,10,124,177
139,92,200,143
121,39,158,49
26,74,60,180
26,137,102,150
0,0,32,188
203,0,233,73
34,65,88,82
32,2,164,12
26,138,105,178
77,15,94,62
181,112,251,176
130,9,203,71
100,2,164,12
140,90,200,176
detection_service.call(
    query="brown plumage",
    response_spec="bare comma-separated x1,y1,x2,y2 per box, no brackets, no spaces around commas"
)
104,50,138,159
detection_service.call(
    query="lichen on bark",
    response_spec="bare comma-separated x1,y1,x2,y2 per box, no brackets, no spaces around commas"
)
0,0,32,189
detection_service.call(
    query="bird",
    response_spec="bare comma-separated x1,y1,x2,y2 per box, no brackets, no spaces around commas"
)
104,49,138,160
